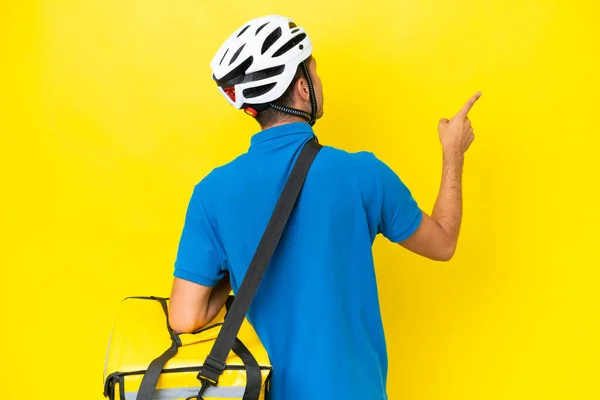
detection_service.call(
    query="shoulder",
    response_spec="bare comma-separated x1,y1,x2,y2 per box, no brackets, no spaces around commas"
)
319,144,384,171
192,152,249,195
318,145,392,186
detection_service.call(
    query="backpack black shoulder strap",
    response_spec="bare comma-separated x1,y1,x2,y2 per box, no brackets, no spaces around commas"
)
197,138,322,393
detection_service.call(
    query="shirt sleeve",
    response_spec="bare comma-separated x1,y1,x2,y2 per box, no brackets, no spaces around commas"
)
173,185,226,287
372,154,423,243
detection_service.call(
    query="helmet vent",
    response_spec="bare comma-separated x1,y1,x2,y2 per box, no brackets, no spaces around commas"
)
224,65,284,86
219,48,229,66
243,83,277,99
273,33,306,57
261,27,282,54
252,65,285,81
229,44,246,65
237,25,250,37
256,22,269,35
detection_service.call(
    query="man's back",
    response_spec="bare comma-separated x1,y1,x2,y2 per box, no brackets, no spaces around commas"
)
174,122,422,399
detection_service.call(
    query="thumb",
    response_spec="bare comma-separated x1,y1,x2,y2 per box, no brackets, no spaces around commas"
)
439,118,449,127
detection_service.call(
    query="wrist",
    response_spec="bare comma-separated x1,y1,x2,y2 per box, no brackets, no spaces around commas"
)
443,148,465,166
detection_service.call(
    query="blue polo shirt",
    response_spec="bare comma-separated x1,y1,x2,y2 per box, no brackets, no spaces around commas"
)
174,122,422,400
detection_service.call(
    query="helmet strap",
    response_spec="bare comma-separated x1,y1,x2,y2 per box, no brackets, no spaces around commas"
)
300,60,318,126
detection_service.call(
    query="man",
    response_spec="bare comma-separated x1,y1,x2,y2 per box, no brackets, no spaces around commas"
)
168,14,481,400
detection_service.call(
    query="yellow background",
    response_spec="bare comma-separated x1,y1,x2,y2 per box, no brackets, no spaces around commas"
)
2,0,599,398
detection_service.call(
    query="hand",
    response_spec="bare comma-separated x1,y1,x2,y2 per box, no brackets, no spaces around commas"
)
438,92,482,156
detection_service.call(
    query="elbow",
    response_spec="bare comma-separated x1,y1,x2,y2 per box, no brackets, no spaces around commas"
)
168,311,201,334
169,318,196,334
437,251,454,262
436,241,457,262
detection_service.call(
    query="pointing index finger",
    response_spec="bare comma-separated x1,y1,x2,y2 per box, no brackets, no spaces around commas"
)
455,92,482,119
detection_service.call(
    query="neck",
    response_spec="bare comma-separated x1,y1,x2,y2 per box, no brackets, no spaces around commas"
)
260,115,308,131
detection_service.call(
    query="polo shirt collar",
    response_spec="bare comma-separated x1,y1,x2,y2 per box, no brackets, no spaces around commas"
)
250,122,316,148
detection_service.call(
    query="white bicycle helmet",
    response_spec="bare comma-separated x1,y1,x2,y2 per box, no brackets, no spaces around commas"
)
210,15,317,125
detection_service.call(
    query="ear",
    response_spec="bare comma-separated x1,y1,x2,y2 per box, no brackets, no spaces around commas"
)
294,76,311,103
